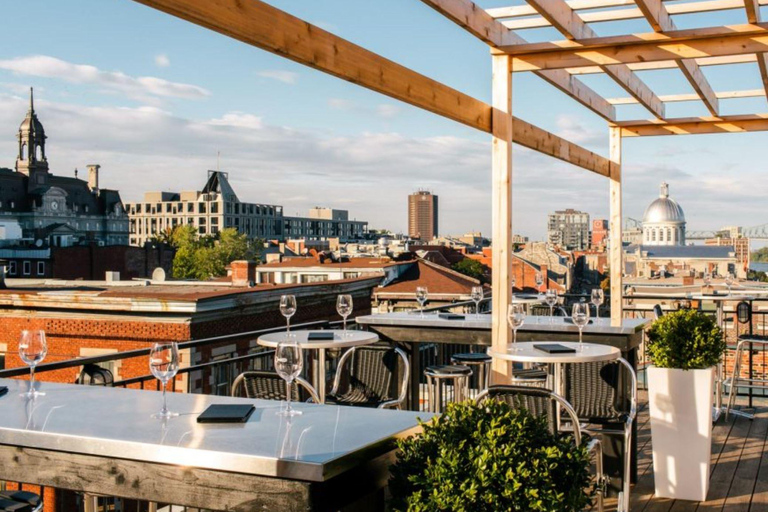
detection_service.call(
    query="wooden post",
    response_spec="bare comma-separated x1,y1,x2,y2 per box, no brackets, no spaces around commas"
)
491,54,513,382
609,126,623,326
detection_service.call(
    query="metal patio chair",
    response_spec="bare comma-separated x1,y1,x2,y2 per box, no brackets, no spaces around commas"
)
725,334,768,420
232,370,320,404
476,385,607,512
327,345,409,409
0,490,42,512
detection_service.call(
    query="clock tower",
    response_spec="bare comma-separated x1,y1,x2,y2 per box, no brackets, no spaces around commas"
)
16,88,50,192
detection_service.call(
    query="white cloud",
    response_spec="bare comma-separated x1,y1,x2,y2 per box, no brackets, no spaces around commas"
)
0,55,209,102
256,70,299,85
555,114,604,148
328,98,355,110
205,112,263,130
376,104,400,118
154,54,171,68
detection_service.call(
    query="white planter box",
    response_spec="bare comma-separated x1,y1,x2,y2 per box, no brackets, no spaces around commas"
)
648,366,714,502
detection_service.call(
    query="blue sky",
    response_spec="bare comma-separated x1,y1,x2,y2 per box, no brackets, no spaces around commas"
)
0,0,766,239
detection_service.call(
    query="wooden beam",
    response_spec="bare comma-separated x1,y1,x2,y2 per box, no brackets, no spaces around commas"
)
617,113,768,135
491,54,513,383
634,0,673,31
502,23,768,71
524,0,665,117
567,54,758,74
758,53,768,99
421,0,616,120
132,0,610,174
608,88,765,104
487,0,768,18
745,0,762,23
609,127,623,326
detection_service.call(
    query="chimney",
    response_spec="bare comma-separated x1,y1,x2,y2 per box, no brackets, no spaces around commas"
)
87,164,100,191
540,264,548,290
231,260,257,287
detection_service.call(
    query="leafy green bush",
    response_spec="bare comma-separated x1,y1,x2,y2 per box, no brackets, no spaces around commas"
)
646,309,725,370
389,400,593,512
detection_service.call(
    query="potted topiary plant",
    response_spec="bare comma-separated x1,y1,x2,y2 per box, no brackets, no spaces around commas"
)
389,400,594,512
646,309,725,501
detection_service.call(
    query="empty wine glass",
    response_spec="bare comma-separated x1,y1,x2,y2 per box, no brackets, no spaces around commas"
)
149,342,179,419
535,272,544,295
725,273,735,295
280,295,297,338
591,288,604,324
471,286,484,318
416,287,428,318
545,289,558,324
336,294,353,336
510,275,516,294
507,304,525,352
703,271,712,287
572,303,590,351
18,330,47,398
275,340,303,417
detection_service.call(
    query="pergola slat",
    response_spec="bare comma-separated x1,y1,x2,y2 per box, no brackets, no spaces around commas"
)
524,0,666,117
758,53,768,99
568,54,758,74
745,0,762,23
608,88,765,104
616,114,768,135
501,23,768,70
421,0,616,121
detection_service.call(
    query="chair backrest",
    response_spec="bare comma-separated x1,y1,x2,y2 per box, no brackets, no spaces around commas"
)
75,363,114,386
653,304,663,320
231,370,320,403
335,345,408,404
563,360,630,423
476,385,582,445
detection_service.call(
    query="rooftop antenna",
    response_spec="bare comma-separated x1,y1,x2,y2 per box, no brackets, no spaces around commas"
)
217,150,220,172
29,87,34,113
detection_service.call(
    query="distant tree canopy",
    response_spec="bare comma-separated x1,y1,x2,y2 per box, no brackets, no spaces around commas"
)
168,226,261,280
747,270,768,283
452,258,488,282
752,247,768,263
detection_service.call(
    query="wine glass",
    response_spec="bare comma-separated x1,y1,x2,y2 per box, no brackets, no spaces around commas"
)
535,272,544,295
336,294,353,336
591,289,604,324
416,287,428,318
507,304,525,351
725,273,734,295
149,342,179,419
572,303,590,351
471,286,484,318
275,340,303,417
280,295,297,338
545,289,558,325
18,330,47,398
703,271,712,288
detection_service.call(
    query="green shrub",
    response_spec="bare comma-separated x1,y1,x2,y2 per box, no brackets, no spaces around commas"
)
389,400,593,512
646,309,725,370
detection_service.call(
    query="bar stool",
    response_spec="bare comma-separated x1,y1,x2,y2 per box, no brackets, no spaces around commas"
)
424,364,472,413
0,490,42,512
450,353,491,396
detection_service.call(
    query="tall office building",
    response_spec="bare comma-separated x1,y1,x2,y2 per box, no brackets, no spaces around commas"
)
547,208,590,250
408,190,438,240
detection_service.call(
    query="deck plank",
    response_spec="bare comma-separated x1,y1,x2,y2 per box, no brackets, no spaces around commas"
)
722,413,768,512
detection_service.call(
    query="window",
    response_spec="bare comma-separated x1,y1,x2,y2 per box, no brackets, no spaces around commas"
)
37,262,45,276
187,203,194,213
199,217,206,225
22,261,31,276
7,261,15,276
211,202,219,214
199,203,207,213
301,274,328,283
211,217,219,225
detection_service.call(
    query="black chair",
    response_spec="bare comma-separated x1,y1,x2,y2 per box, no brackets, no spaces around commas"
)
231,370,320,404
476,385,606,512
0,491,42,512
75,364,114,386
563,358,636,512
327,345,409,409
652,304,663,320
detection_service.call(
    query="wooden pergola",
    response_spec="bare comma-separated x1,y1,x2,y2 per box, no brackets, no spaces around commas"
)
133,0,768,381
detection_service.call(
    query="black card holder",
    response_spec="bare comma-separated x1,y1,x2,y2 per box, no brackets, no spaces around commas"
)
0,386,8,398
197,404,255,423
438,313,465,320
533,343,576,354
308,331,335,340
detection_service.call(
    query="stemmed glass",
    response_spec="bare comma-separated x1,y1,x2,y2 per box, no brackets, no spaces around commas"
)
507,304,525,352
545,289,558,324
18,330,47,398
535,272,544,295
336,294,353,336
703,271,712,288
572,303,590,351
591,288,604,325
416,287,428,318
510,275,516,295
280,295,297,338
149,342,179,419
471,286,484,318
725,273,735,295
275,340,303,417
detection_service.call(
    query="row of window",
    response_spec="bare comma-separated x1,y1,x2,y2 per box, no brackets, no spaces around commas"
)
129,201,278,217
6,260,46,277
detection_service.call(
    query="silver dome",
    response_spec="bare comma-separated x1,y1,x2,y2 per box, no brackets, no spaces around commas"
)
642,183,685,224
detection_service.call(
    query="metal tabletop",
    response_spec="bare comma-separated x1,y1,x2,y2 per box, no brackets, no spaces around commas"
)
257,330,378,350
0,379,425,483
488,341,620,364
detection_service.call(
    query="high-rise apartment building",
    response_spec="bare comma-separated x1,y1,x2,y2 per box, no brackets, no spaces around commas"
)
547,209,590,250
408,190,438,240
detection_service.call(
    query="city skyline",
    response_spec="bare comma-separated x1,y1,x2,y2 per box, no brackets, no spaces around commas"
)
1,1,767,240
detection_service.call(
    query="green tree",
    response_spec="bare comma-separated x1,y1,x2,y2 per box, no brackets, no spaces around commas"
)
169,226,260,280
751,247,768,263
451,258,488,282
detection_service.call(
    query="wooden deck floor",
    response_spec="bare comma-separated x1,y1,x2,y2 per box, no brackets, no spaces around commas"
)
609,391,768,511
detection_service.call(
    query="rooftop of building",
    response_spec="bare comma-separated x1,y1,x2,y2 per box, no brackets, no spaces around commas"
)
258,256,408,269
627,244,736,259
374,258,485,298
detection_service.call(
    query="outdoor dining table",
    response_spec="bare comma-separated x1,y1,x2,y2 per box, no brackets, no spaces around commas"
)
257,330,379,403
0,378,425,511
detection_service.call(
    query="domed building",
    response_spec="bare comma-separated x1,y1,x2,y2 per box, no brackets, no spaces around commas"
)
642,182,686,246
